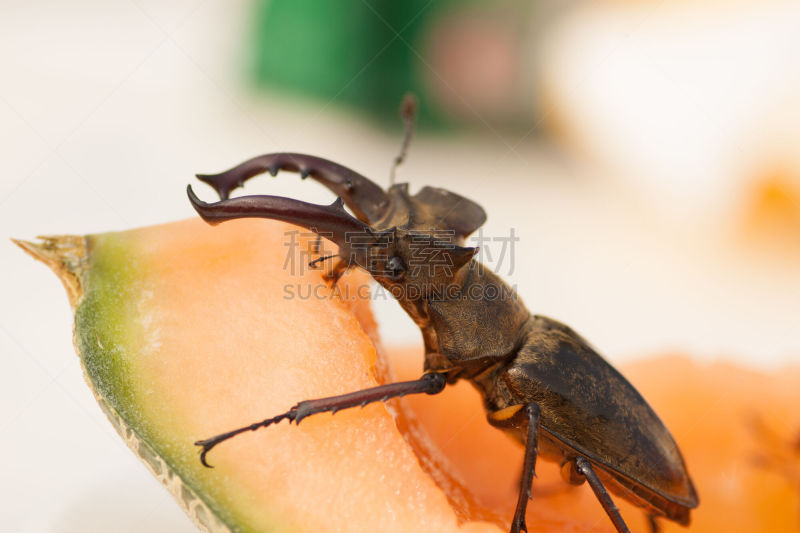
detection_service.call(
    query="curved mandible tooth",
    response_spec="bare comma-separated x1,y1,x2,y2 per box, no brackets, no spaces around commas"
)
330,197,346,212
187,185,373,250
194,153,391,223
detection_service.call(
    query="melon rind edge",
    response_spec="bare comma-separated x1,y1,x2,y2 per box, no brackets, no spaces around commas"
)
15,235,234,533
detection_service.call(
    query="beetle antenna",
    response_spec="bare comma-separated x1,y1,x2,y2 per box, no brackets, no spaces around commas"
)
390,93,418,186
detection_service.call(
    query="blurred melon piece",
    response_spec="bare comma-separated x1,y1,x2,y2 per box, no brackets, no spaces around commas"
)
739,171,800,255
733,88,800,257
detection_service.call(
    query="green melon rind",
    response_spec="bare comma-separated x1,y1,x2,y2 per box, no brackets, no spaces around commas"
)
16,234,286,533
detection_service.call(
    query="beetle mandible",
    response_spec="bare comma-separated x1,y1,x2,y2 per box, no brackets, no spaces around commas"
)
186,96,698,533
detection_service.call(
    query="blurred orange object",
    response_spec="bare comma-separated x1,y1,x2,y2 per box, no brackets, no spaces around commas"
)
741,170,800,256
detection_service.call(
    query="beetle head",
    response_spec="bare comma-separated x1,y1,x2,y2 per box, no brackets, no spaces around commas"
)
187,186,477,300
359,226,478,301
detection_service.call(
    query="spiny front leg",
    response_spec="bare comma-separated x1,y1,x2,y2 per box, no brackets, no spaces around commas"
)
195,372,447,468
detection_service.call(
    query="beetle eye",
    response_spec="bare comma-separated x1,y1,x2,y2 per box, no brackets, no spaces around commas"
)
386,256,406,280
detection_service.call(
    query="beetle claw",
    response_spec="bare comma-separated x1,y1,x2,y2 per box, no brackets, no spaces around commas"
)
193,412,294,469
195,436,223,468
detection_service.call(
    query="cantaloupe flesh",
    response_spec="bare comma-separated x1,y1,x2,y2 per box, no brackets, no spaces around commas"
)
54,218,499,533
20,217,800,532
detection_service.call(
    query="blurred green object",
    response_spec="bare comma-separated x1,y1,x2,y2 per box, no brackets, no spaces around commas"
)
251,0,445,128
249,0,536,130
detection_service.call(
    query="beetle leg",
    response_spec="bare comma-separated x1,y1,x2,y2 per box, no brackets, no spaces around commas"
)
195,153,391,223
510,403,541,533
307,254,338,269
195,372,447,468
646,513,660,533
575,457,632,533
302,238,347,288
322,259,349,289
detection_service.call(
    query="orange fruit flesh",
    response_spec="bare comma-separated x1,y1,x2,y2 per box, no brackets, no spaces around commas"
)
23,217,800,532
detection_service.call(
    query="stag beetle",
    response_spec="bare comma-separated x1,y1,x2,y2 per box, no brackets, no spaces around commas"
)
186,97,698,533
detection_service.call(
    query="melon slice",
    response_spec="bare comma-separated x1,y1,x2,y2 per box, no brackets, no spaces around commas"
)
13,218,527,533
16,218,800,532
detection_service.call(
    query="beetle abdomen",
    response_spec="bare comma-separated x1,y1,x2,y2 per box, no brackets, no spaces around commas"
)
495,315,698,520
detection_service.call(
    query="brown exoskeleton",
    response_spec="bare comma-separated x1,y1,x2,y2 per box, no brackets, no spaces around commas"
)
186,99,698,533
